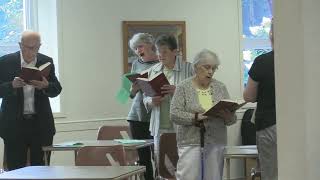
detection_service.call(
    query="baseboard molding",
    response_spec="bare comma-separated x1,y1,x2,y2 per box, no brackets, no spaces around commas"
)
55,117,127,124
54,109,245,126
53,110,246,133
55,117,128,132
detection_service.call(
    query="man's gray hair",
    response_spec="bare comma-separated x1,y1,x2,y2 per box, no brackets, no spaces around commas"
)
192,49,220,69
20,30,41,44
129,33,155,51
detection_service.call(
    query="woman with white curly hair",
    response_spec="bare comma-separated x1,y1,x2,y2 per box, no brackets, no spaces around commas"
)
127,33,158,180
170,49,237,180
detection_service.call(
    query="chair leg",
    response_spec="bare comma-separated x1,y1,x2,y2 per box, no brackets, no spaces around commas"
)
251,170,261,180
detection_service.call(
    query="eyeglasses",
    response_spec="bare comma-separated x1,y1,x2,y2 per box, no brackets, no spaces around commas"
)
20,43,41,51
201,64,218,72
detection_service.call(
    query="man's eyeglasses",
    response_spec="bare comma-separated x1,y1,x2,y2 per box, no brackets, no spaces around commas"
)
20,43,41,51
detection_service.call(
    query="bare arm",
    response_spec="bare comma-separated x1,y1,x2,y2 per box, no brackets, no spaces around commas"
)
243,77,258,102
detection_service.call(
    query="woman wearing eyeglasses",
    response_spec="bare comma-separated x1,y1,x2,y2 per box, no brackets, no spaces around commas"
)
170,49,236,180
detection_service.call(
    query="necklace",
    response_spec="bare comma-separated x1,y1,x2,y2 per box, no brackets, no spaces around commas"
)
192,77,210,90
197,88,212,95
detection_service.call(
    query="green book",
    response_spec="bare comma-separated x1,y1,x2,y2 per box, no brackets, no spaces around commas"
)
114,139,146,144
53,142,84,147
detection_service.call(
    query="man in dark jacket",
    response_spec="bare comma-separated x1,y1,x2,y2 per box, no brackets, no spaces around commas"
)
0,31,62,170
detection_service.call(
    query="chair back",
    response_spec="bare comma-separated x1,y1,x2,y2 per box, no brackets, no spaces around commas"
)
75,145,126,166
97,125,131,140
96,125,138,165
158,133,178,179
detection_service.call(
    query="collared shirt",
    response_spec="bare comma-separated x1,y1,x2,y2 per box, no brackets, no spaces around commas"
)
143,56,194,136
163,66,174,84
159,67,174,129
20,52,37,114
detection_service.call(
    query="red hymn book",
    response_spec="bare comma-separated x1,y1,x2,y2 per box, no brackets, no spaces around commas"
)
136,72,170,97
20,62,51,82
203,99,246,117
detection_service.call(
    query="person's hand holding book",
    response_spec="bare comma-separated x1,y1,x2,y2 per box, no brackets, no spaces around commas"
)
193,113,208,127
12,77,26,88
161,84,176,95
198,113,208,121
29,77,49,90
130,81,140,98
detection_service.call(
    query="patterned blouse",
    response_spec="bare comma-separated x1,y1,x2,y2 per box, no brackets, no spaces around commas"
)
170,77,237,147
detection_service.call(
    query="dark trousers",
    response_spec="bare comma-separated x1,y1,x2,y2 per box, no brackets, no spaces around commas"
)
128,120,154,180
4,115,53,170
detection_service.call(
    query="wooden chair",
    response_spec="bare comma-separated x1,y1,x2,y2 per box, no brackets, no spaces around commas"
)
97,125,132,140
75,145,126,166
158,133,178,180
97,125,138,166
76,146,139,180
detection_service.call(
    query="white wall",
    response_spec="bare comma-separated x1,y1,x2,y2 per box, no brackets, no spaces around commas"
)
56,0,242,123
1,0,247,179
52,0,245,178
275,0,320,179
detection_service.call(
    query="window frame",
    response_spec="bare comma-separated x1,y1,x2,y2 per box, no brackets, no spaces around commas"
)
239,0,272,108
24,0,38,31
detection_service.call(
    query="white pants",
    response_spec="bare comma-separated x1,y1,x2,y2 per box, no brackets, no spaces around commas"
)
257,125,278,180
176,144,225,180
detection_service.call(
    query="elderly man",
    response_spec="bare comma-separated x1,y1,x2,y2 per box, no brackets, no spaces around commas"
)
143,34,194,172
0,31,62,170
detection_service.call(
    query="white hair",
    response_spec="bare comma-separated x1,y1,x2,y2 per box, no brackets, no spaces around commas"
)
129,33,155,51
20,30,41,43
192,49,220,70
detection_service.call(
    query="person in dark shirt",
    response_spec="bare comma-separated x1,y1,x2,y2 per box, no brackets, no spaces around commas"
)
243,20,277,180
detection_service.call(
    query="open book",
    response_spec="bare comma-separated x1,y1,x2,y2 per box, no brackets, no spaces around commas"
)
136,72,170,97
203,99,247,117
20,62,51,82
125,70,148,83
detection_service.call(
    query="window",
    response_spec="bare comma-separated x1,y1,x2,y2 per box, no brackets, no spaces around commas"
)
0,0,60,113
242,0,273,86
0,0,23,56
